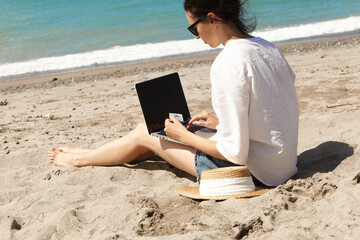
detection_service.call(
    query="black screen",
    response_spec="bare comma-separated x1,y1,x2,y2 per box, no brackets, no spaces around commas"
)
135,72,191,133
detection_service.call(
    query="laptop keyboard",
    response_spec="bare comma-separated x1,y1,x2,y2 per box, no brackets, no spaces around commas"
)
158,130,167,136
157,118,205,136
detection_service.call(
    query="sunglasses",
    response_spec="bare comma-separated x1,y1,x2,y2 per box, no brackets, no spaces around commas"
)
187,17,224,36
187,18,206,36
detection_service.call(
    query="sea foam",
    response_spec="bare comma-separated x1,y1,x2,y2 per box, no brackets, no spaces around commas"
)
255,15,360,42
0,16,359,80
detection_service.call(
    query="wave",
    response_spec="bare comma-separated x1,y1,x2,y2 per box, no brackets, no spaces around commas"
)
0,39,215,79
1,15,359,80
255,15,360,42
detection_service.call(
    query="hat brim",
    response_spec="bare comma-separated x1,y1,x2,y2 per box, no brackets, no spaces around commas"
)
176,186,269,200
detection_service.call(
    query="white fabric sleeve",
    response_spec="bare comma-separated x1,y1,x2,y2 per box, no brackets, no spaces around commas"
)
212,64,251,165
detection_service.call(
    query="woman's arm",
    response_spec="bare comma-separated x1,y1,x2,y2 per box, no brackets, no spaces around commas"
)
164,115,226,160
187,112,219,130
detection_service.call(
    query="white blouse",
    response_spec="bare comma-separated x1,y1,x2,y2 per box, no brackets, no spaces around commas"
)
210,37,299,186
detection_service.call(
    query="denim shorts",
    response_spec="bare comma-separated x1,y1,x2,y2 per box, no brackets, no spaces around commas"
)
194,150,239,182
194,150,269,188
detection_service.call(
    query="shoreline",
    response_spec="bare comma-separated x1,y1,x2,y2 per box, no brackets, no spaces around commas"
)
1,34,359,92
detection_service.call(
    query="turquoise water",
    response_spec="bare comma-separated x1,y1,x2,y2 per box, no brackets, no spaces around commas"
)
250,0,360,28
1,0,185,64
0,0,360,80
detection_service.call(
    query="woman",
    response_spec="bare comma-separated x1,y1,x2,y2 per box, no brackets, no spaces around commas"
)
49,0,299,187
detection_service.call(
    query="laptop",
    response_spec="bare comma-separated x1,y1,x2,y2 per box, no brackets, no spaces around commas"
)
135,72,216,144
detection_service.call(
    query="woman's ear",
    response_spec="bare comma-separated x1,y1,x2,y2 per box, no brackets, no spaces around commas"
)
207,12,221,25
207,12,216,22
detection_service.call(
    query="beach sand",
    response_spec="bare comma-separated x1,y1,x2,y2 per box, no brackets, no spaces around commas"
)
1,35,360,239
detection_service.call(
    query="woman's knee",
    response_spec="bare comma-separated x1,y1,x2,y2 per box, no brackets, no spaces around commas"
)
130,122,150,142
129,122,162,151
134,122,147,133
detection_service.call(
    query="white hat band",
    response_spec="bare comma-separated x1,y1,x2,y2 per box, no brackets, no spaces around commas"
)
199,177,255,197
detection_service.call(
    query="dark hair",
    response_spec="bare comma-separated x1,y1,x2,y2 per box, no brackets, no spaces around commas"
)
184,0,256,35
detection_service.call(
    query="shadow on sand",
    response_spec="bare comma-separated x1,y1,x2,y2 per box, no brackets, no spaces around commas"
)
124,156,196,182
123,141,355,183
294,141,355,179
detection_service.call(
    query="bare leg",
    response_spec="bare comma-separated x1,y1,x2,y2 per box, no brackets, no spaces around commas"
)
56,146,153,159
48,123,197,176
50,146,145,157
58,146,91,153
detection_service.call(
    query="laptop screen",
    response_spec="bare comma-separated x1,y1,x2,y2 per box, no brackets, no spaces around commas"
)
135,72,191,133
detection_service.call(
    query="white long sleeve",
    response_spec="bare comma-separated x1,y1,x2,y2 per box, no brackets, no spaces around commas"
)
210,37,299,186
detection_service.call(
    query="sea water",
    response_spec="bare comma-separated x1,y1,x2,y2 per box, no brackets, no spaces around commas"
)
0,0,359,81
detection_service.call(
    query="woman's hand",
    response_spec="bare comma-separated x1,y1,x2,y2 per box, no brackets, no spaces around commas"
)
187,112,219,130
164,115,190,142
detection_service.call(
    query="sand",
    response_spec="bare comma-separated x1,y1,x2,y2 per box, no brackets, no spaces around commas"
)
0,35,360,239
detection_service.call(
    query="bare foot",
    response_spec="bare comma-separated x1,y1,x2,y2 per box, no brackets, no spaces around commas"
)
58,146,92,154
48,148,82,167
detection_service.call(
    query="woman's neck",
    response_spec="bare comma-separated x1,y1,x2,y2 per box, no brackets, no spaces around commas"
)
220,23,253,46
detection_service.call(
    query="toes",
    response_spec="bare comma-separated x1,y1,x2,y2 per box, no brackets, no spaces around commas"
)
48,150,57,161
48,148,57,155
58,147,69,153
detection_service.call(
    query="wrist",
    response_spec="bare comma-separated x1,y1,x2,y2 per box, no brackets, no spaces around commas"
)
181,130,196,145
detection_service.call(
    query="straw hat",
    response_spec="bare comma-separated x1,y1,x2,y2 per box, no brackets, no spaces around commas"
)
177,166,269,200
